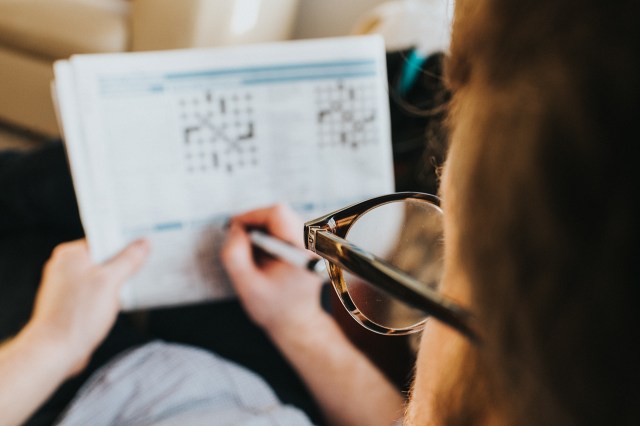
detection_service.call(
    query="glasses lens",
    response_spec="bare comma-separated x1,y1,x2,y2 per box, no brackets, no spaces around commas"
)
341,198,444,330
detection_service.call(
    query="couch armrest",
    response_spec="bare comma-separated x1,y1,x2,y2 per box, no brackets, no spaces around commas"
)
0,0,129,60
130,0,299,51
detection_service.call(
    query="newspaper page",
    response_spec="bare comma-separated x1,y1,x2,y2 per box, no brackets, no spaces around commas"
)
53,35,394,310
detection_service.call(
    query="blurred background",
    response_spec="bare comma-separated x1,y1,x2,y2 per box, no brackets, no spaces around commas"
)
0,0,402,148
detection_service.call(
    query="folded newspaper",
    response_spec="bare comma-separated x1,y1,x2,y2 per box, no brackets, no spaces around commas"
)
52,35,394,310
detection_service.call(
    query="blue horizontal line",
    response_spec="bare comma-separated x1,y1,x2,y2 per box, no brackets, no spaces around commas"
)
243,71,376,85
154,222,184,231
165,59,376,80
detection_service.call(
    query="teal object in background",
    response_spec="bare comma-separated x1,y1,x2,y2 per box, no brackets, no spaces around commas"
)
397,48,427,96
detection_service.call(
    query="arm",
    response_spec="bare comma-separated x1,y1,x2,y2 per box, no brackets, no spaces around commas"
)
0,239,148,426
221,205,404,426
0,325,76,426
267,307,405,426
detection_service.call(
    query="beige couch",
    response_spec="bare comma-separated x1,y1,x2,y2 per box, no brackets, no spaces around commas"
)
0,0,298,137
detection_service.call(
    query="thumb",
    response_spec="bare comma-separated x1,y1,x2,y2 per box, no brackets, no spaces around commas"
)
102,239,150,285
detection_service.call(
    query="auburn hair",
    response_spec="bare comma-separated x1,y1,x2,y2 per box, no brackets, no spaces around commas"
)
441,0,640,424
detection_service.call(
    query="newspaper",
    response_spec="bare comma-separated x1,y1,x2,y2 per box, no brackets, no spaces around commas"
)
52,35,394,310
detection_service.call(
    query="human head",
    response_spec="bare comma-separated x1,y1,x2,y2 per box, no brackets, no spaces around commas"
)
408,0,640,424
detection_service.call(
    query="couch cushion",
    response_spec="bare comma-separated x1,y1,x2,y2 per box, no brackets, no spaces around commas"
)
0,0,130,60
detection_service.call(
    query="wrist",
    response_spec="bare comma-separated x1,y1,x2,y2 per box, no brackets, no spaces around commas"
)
267,310,343,352
20,321,86,379
0,322,86,426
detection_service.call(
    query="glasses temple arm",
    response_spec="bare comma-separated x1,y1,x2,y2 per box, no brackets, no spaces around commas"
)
314,230,480,342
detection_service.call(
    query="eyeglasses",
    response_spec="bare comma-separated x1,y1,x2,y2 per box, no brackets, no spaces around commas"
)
304,192,478,341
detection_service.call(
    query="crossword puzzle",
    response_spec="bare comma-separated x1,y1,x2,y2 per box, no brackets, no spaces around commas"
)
315,80,378,149
179,90,257,174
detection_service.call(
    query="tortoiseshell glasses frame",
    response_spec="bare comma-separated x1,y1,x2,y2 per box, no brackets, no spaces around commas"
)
304,192,478,341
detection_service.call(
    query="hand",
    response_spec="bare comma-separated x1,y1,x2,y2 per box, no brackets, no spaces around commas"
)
221,204,327,337
28,239,149,377
222,206,405,426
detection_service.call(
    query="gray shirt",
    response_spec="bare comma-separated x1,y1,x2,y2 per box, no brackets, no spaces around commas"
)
56,341,314,425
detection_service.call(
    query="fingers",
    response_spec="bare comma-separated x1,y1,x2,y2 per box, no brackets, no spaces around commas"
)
231,204,303,247
221,222,260,284
101,239,150,285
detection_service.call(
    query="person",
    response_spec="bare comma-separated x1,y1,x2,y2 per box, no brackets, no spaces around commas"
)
0,207,403,425
225,0,640,423
401,0,639,424
0,144,333,425
0,147,405,425
2,0,640,424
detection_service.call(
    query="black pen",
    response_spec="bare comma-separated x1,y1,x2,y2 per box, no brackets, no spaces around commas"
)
248,230,328,278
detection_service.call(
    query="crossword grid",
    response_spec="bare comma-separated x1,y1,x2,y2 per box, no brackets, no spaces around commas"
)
315,80,378,149
179,90,257,174
178,80,379,173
